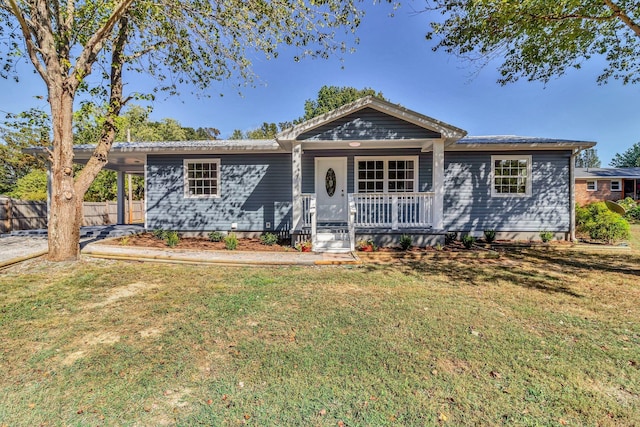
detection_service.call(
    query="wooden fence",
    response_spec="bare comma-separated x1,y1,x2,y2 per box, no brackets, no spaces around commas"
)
0,197,144,234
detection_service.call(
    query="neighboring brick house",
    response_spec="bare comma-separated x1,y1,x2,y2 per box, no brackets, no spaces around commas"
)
575,167,640,205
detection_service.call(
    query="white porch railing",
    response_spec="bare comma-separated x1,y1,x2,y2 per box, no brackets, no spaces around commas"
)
301,193,315,228
351,192,434,229
300,192,434,231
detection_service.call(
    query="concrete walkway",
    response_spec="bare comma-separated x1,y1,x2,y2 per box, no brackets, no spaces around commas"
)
82,242,360,266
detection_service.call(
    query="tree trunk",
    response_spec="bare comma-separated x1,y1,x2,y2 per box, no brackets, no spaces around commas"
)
47,83,81,261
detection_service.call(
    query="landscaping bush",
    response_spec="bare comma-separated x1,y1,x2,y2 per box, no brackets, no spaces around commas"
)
626,205,640,222
208,231,224,242
399,234,412,251
152,228,168,240
539,230,553,243
617,197,637,212
165,231,179,247
445,232,457,245
224,233,239,250
576,202,630,244
461,234,475,249
260,232,279,246
483,229,496,243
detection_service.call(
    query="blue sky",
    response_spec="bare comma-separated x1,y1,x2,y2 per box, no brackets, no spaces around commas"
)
1,2,638,165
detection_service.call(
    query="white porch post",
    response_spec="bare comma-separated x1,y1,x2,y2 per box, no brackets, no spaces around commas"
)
116,170,125,225
292,143,303,231
432,140,445,230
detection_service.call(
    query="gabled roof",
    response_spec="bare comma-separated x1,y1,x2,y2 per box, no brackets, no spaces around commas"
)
277,96,467,145
576,167,640,179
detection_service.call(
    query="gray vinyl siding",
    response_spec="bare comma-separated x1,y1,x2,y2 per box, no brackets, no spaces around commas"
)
444,151,571,232
299,108,441,141
146,154,292,231
301,149,433,194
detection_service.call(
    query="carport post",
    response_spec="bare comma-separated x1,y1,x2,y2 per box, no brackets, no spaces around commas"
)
117,171,125,224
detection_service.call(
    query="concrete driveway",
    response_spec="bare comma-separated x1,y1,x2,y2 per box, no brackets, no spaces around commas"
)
0,236,49,267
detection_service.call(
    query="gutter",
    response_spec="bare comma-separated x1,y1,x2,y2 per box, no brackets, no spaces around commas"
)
570,147,583,242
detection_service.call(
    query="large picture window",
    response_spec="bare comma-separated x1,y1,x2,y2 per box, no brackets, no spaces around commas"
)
355,157,417,193
491,155,532,197
184,159,220,198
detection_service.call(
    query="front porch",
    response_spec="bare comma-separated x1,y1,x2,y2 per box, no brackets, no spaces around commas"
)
296,192,441,252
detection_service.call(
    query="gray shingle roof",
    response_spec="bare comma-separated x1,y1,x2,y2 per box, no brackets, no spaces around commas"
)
458,135,594,145
73,140,281,152
575,167,640,179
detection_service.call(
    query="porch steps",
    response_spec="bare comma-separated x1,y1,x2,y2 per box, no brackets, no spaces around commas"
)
314,223,351,253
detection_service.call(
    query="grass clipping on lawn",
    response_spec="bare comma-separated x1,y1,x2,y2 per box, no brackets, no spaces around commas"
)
0,250,639,426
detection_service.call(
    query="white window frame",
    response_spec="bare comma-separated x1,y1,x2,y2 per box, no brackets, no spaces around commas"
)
491,155,532,197
354,156,419,193
586,180,597,191
184,159,221,198
610,180,622,191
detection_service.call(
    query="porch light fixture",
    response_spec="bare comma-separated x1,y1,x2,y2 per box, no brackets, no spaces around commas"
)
348,142,361,147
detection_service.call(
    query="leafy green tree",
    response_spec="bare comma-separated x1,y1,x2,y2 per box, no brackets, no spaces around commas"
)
575,148,601,168
610,142,640,167
0,109,49,195
425,1,640,85
301,85,387,121
8,169,48,201
1,0,372,261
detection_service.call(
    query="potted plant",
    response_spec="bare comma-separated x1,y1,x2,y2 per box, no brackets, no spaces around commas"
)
356,239,376,252
297,240,313,252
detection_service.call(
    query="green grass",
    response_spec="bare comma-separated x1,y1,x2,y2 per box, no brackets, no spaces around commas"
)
0,249,639,426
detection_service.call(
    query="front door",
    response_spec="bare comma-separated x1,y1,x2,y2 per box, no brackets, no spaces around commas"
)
315,157,348,222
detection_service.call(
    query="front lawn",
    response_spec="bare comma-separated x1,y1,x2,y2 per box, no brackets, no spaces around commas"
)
1,249,639,425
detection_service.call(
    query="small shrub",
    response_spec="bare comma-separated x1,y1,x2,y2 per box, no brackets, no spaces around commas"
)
483,229,496,243
434,242,443,251
576,202,630,244
165,231,179,247
461,234,475,249
445,232,457,245
539,230,553,243
626,205,640,222
152,228,168,240
224,233,238,250
617,197,637,211
260,232,279,246
120,236,130,246
208,231,224,242
399,234,412,251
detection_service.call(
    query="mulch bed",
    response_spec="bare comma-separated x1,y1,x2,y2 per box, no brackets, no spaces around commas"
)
105,233,296,252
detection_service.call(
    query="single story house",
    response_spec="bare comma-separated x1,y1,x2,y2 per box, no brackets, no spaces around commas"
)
575,167,640,205
66,97,595,252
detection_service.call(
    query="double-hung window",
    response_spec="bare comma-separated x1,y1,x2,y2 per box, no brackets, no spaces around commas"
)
491,155,532,197
184,159,220,198
611,180,621,191
586,180,597,191
355,157,418,193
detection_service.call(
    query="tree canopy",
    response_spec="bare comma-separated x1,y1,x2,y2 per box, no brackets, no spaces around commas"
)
1,0,376,260
575,148,601,168
611,142,640,167
425,1,640,85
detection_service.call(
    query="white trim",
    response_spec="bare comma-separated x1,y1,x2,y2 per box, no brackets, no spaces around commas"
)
491,155,532,197
292,143,303,230
432,140,444,230
586,180,597,191
354,155,419,193
183,158,221,199
610,180,622,191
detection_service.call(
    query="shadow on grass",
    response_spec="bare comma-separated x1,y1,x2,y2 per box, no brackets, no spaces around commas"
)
363,247,640,298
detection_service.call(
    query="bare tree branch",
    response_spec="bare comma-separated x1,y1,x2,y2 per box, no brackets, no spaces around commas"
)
72,0,134,91
603,0,640,37
6,0,49,82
